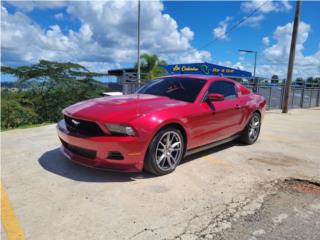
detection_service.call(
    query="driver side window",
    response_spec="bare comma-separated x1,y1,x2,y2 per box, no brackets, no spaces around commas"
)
208,81,237,100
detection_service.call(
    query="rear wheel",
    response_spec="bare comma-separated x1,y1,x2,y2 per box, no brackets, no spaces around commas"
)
144,127,184,175
240,112,261,145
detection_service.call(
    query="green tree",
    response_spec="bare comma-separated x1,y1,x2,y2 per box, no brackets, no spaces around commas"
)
271,74,279,84
306,77,314,87
313,77,320,87
1,60,108,129
295,77,305,86
136,53,167,82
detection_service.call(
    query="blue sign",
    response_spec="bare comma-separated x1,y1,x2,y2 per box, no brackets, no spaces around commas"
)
162,62,252,78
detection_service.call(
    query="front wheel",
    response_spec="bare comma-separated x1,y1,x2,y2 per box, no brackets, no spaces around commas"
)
144,127,184,176
240,112,261,145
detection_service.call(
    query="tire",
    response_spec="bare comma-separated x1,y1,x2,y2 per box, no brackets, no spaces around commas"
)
240,112,261,145
144,127,185,176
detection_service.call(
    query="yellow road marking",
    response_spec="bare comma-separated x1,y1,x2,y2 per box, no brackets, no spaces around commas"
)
1,182,25,240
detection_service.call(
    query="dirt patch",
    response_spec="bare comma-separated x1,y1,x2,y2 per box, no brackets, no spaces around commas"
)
284,178,320,194
248,153,301,167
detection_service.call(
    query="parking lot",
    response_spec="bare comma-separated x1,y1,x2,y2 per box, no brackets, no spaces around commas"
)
1,108,320,240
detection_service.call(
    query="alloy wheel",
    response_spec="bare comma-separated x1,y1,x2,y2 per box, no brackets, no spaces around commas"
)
155,131,183,171
248,114,260,141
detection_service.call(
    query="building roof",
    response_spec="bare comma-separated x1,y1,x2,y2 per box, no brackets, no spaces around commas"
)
108,68,136,76
162,62,252,78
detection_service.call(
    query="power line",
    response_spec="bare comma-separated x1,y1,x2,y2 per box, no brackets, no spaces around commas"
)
200,1,269,50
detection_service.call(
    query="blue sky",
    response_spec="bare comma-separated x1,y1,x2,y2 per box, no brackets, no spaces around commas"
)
1,0,320,82
165,1,319,62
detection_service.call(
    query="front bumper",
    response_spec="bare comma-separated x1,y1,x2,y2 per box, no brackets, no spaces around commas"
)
57,120,147,172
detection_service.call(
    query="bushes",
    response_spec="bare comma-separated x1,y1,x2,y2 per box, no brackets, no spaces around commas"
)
1,80,107,130
1,60,108,130
1,99,39,129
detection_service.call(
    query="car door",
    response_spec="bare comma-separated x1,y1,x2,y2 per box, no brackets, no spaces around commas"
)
193,80,246,146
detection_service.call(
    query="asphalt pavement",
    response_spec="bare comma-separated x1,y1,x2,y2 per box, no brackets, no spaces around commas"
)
1,108,320,240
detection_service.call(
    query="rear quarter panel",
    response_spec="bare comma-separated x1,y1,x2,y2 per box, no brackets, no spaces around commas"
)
239,93,266,128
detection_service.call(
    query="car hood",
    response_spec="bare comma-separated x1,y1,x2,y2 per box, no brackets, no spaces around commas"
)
63,94,188,123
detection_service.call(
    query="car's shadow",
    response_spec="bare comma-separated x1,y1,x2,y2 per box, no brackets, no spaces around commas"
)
39,140,241,182
38,148,153,182
182,140,240,164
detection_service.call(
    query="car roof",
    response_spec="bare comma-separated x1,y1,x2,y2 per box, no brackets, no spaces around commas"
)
161,74,238,84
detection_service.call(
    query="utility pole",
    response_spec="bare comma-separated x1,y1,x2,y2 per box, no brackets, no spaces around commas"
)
253,51,257,79
239,49,258,91
282,0,301,113
137,0,141,87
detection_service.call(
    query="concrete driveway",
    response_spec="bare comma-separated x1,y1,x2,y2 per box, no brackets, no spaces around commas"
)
1,108,320,240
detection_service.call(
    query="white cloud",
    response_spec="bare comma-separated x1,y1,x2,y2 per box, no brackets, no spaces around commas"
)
241,0,292,14
1,1,211,71
238,56,245,61
6,0,67,12
214,0,292,41
262,36,270,46
78,61,122,73
213,16,231,40
181,27,194,41
174,49,211,63
257,21,319,78
219,21,320,79
54,12,64,20
217,60,245,71
79,23,93,42
241,14,265,27
263,21,320,68
240,0,292,28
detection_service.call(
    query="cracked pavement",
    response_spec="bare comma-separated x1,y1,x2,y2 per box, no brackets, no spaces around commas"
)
1,108,320,239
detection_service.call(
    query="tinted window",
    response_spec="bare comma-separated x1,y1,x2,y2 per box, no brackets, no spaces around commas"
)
208,81,237,100
137,77,206,102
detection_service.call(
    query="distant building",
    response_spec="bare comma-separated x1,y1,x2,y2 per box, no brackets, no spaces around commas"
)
162,62,252,78
108,68,138,94
107,62,253,94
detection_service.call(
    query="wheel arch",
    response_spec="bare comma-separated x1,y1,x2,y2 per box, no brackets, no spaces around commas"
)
253,109,262,118
242,108,262,131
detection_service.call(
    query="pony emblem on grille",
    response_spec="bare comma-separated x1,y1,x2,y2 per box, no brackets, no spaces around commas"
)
71,119,80,126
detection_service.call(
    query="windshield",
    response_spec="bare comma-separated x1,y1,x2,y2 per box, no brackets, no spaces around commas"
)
136,77,206,102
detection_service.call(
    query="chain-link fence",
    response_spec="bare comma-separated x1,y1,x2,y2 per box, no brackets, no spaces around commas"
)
243,84,320,109
121,75,320,110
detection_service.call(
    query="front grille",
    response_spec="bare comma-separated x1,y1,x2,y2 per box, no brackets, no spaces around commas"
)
60,138,96,159
64,115,105,136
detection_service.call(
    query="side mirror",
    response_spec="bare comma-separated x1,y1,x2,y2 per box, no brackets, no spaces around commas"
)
207,93,224,102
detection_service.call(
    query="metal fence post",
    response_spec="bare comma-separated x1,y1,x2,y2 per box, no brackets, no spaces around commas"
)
317,88,320,107
268,87,272,109
291,88,295,107
300,87,305,108
280,84,285,109
309,89,313,107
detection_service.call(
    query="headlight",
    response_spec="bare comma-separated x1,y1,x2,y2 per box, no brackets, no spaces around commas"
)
106,124,136,136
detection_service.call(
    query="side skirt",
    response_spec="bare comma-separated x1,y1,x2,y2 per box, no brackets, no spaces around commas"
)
184,135,240,157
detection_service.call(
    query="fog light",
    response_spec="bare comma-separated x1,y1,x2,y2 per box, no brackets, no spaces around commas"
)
107,151,124,160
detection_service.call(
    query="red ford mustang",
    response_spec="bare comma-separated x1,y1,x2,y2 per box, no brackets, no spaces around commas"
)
57,75,266,175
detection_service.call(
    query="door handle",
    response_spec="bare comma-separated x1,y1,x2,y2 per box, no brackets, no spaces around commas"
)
235,104,241,109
